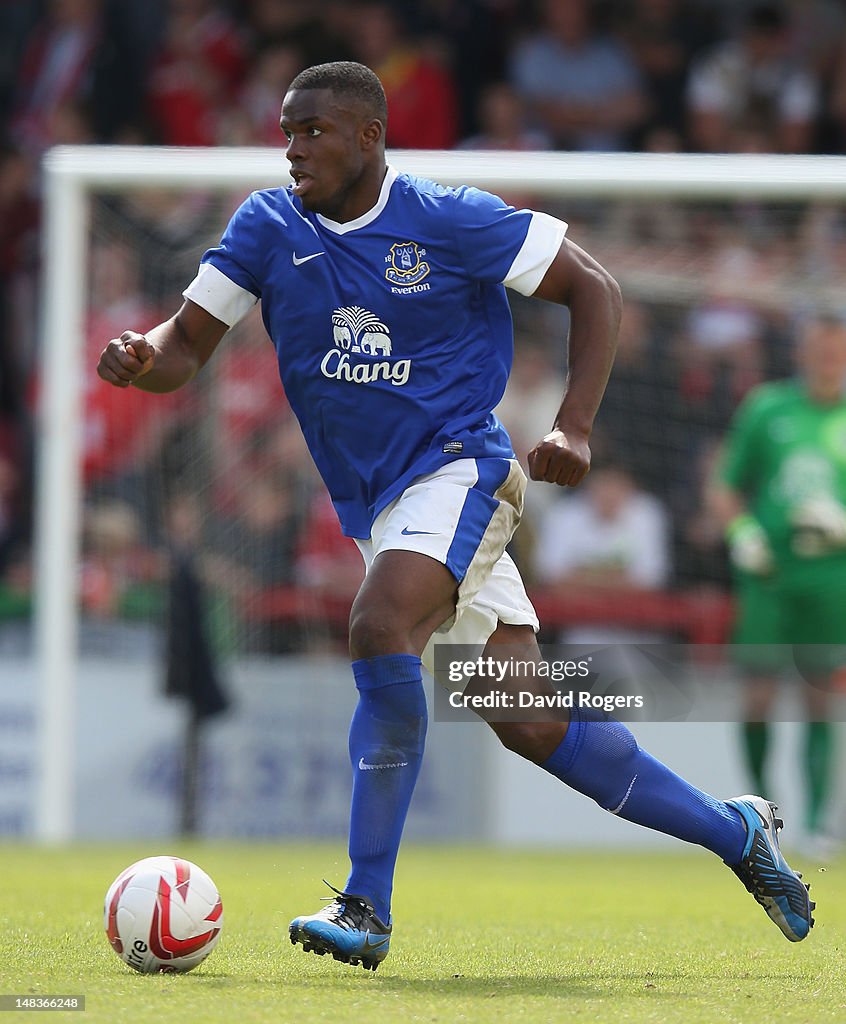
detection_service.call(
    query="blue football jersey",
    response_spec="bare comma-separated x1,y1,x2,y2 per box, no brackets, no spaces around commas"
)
184,167,567,538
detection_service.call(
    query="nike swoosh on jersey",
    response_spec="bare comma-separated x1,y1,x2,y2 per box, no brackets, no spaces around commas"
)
400,526,437,536
292,251,325,265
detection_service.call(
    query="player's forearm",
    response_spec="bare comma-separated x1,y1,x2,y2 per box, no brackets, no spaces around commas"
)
129,318,205,394
552,268,621,436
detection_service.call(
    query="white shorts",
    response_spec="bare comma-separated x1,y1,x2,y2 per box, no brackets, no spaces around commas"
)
354,458,540,676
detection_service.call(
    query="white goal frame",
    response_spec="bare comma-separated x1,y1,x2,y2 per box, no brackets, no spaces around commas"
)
36,145,846,842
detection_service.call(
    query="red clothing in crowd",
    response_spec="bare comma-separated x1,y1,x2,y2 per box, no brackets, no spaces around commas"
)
146,7,246,146
377,51,459,149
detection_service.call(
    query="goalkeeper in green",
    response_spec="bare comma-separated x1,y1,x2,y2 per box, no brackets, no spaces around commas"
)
712,313,846,854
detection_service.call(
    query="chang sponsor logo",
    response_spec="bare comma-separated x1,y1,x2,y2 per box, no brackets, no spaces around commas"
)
322,305,411,387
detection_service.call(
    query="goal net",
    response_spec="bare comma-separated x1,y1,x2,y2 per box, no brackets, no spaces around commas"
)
32,147,846,841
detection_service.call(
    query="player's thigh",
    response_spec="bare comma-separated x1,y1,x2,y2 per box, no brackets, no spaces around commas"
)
421,549,539,679
349,548,458,647
375,457,526,621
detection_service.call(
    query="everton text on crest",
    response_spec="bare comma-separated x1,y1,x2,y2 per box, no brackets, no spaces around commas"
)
385,241,431,293
322,305,411,387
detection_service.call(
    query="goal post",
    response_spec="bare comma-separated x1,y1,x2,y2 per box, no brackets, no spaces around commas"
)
35,146,846,843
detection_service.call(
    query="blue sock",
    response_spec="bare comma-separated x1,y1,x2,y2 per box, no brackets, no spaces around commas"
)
542,707,747,863
344,654,427,921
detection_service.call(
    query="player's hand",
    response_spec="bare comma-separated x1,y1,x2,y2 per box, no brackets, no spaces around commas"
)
96,331,156,388
527,428,591,487
790,497,846,556
726,514,774,575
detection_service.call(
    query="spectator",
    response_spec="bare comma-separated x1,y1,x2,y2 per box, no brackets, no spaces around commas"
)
212,470,310,653
0,2,40,128
0,542,31,624
211,313,293,493
243,0,347,68
494,333,567,577
45,98,95,146
402,0,516,138
10,0,137,154
0,447,22,574
79,499,161,619
349,2,459,149
0,145,39,419
687,1,820,153
226,40,304,146
295,489,365,605
83,240,177,516
146,0,246,146
679,244,768,435
617,0,718,146
509,0,646,151
459,81,549,152
495,334,566,499
459,82,549,208
533,463,671,644
784,0,846,81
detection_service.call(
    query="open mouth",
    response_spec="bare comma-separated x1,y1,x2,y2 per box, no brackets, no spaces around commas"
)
291,170,313,196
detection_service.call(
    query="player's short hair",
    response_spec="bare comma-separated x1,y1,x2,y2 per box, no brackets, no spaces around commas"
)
289,62,388,126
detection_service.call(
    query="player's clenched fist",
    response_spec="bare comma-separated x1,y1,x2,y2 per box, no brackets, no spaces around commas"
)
97,331,155,388
527,428,591,487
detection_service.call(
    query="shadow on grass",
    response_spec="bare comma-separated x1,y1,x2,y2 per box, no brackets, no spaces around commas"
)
290,973,674,1000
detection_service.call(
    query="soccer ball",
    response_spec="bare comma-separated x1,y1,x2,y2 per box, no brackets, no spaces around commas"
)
104,856,223,974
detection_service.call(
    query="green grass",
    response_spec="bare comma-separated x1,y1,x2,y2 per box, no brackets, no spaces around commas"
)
1,843,843,1023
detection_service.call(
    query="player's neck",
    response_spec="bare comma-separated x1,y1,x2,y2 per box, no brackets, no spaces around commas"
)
325,162,389,224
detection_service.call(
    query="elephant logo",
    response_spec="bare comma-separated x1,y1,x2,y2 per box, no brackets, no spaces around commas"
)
331,306,392,356
360,332,392,356
333,324,351,349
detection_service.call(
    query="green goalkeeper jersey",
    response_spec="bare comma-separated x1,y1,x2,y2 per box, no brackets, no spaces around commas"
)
720,380,846,570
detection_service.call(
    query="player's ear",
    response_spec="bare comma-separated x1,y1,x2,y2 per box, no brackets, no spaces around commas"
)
361,117,384,151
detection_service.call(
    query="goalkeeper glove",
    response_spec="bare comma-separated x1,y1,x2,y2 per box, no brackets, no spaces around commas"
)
790,497,846,557
726,514,774,575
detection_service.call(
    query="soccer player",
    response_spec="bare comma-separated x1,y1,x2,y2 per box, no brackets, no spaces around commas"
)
97,61,814,970
712,314,846,857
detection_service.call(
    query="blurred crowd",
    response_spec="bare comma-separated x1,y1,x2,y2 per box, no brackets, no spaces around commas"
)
3,0,846,650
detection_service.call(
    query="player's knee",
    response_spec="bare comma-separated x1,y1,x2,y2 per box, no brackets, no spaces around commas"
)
349,604,407,660
492,721,566,764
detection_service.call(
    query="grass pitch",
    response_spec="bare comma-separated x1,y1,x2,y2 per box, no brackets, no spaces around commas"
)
1,842,843,1023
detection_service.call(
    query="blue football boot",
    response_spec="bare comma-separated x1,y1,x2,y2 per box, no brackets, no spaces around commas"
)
726,795,815,942
289,883,391,971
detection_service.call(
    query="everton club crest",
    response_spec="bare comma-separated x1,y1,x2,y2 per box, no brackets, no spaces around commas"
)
385,241,430,286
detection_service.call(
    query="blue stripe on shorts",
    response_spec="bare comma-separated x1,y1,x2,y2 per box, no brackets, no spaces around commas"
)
444,458,511,582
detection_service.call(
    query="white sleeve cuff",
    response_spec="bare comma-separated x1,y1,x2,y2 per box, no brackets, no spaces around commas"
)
503,212,568,296
182,263,258,327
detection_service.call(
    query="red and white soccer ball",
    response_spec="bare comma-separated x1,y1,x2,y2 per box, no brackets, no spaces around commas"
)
104,856,223,974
